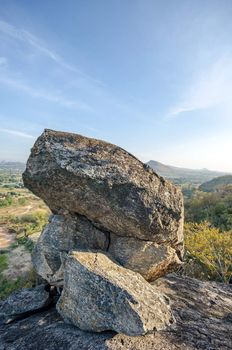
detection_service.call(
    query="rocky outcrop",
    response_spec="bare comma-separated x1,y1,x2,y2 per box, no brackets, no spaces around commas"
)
23,129,183,285
22,129,184,335
1,275,232,350
56,251,173,335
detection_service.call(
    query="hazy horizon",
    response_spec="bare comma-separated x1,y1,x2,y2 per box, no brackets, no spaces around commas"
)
0,1,232,172
0,136,231,174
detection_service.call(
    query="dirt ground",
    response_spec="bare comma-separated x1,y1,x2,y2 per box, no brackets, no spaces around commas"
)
2,245,32,280
0,226,16,250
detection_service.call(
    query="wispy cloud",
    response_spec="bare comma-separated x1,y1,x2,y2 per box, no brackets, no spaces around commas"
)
0,73,92,111
0,127,35,139
0,19,143,120
0,20,64,63
167,56,232,118
0,19,102,85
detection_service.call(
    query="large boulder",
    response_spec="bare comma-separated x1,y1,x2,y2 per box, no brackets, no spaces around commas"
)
56,251,173,336
23,129,183,244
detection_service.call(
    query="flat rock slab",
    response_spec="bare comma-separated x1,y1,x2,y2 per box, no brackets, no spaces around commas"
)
1,275,232,350
56,251,173,335
0,285,52,322
23,129,184,245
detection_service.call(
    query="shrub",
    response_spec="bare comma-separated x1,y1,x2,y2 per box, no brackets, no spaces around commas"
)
0,194,13,207
9,211,49,236
17,197,27,206
184,222,232,283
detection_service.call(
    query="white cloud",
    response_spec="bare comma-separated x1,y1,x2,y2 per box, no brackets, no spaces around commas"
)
0,127,35,139
167,56,232,118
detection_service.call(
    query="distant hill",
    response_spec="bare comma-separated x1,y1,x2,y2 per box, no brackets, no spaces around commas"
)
147,160,230,184
0,161,25,172
199,175,232,192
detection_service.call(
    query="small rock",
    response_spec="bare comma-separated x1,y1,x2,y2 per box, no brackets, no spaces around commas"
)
56,251,173,336
0,285,52,322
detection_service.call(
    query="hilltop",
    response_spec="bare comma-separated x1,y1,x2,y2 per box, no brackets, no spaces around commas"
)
199,175,232,192
147,160,230,184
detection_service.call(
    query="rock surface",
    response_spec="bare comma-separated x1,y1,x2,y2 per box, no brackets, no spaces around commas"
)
56,251,173,335
22,129,185,335
1,275,232,350
0,285,52,323
32,213,109,285
108,234,182,281
23,129,184,283
23,129,183,244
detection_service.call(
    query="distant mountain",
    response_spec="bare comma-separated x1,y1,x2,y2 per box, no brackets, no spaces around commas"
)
199,175,232,192
0,161,26,171
147,160,231,184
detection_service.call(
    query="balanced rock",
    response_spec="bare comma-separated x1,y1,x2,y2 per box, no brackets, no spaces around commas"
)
23,129,184,282
56,251,173,336
23,129,183,243
22,129,184,335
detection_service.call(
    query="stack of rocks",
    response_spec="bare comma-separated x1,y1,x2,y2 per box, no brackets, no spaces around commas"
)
23,129,184,336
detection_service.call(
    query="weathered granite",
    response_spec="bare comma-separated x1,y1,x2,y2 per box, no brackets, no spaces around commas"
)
0,285,52,323
32,213,109,285
108,234,182,281
56,251,173,335
22,129,185,336
1,275,232,350
23,129,184,245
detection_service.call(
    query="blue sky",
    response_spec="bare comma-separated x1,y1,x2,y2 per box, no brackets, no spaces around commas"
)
0,0,232,171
